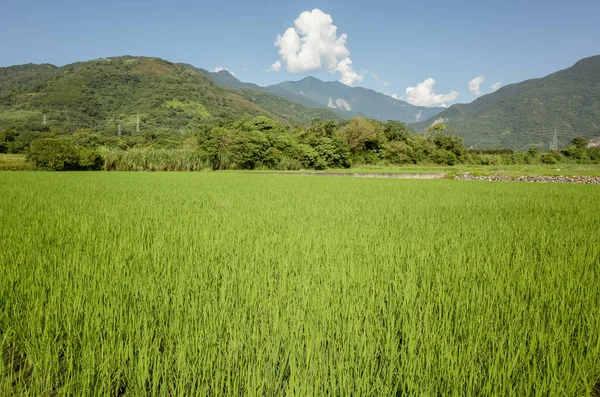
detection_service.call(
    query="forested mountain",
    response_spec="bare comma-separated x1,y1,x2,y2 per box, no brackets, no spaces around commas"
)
0,56,340,134
204,70,444,123
412,55,600,150
265,77,444,123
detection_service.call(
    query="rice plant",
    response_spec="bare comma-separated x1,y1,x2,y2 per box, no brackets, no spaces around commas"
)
0,172,599,396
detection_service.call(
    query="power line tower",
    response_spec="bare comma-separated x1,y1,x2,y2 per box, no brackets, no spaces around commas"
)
43,114,46,126
136,116,140,132
118,124,122,137
550,127,558,151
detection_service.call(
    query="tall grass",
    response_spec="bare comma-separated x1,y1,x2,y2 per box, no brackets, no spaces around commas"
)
0,154,35,171
100,147,209,171
1,172,599,395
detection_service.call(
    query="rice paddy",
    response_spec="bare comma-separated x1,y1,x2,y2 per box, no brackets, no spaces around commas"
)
1,172,599,396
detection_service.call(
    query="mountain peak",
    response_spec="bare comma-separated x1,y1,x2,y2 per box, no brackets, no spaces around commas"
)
265,77,444,123
216,69,235,77
296,76,323,84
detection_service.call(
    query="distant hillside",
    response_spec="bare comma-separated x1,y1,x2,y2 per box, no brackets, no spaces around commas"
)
199,71,443,123
192,68,344,115
0,57,340,134
265,77,444,123
412,55,600,150
210,70,262,91
179,64,340,124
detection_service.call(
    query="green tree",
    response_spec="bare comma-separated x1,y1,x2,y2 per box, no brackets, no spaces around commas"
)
383,120,410,142
427,123,447,137
571,136,588,149
337,118,376,153
27,138,81,170
27,137,101,170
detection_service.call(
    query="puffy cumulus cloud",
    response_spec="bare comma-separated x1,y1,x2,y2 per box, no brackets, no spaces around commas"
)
491,82,502,91
272,9,364,86
405,78,459,106
212,67,234,76
468,75,485,96
266,60,281,72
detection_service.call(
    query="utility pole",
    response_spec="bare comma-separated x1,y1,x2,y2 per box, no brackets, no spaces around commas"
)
118,124,122,137
43,114,46,126
550,127,558,151
136,116,140,132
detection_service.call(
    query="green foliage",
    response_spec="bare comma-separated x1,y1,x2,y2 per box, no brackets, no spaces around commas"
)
337,117,377,153
540,151,561,164
27,137,100,170
0,57,341,136
165,100,211,118
11,112,600,172
571,136,589,149
561,145,588,160
383,120,411,141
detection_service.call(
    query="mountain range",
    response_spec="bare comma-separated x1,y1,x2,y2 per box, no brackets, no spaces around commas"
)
0,57,340,133
1,54,599,149
201,70,444,123
412,55,600,149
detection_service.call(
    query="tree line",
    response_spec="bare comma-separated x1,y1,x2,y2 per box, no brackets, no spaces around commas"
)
1,116,599,171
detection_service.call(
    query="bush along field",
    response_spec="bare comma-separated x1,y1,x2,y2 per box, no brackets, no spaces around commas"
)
2,116,600,171
1,172,599,395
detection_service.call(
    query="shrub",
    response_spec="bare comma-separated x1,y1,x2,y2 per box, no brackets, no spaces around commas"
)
540,153,558,164
27,138,101,170
430,149,458,165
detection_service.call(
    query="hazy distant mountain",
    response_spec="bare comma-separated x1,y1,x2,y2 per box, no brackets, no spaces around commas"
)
412,55,600,150
194,69,344,115
173,65,342,123
200,71,443,123
265,77,444,123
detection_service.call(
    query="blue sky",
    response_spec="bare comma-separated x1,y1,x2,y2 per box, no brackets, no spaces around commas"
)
1,0,598,106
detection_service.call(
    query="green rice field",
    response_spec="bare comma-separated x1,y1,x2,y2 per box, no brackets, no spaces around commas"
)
1,172,599,396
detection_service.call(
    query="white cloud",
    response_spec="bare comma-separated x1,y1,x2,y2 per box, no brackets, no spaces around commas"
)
491,82,501,91
212,67,234,76
266,60,281,72
468,75,485,96
273,8,364,86
391,94,399,100
405,78,459,106
242,67,248,72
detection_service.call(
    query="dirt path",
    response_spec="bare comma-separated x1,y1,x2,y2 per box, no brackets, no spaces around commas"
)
246,171,600,183
250,172,447,179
